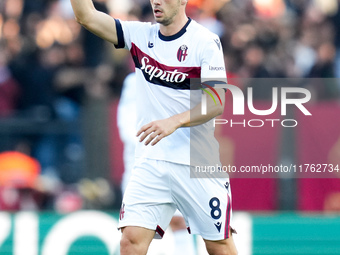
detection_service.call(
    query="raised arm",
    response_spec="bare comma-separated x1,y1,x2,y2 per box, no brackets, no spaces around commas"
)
70,0,118,45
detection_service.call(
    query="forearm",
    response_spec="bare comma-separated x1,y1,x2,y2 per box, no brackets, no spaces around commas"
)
137,89,225,146
171,99,224,128
169,88,225,128
70,0,118,44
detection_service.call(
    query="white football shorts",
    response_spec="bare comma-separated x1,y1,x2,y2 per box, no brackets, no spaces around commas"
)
118,158,232,241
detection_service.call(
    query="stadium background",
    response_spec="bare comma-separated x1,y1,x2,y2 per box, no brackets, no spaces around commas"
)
0,0,340,254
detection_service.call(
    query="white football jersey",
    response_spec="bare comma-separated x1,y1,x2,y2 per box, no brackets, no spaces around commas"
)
115,18,227,166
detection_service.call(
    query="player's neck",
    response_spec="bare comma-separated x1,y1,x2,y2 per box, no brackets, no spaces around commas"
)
159,14,189,37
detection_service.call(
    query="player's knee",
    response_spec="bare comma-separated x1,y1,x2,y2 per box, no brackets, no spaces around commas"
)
120,235,133,252
120,232,140,253
120,235,148,255
120,227,154,255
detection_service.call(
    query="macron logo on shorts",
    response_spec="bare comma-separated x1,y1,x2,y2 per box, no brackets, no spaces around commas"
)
224,182,229,191
214,222,222,232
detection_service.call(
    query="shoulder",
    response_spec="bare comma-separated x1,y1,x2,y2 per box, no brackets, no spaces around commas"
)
188,20,223,54
189,20,221,43
118,19,155,32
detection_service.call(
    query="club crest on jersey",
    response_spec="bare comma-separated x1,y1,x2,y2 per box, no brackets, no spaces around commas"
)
177,45,188,62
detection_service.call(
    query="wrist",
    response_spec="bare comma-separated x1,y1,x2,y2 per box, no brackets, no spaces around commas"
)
172,112,189,128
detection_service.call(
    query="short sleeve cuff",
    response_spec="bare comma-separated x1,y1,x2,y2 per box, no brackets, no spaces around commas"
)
114,19,125,49
202,80,228,93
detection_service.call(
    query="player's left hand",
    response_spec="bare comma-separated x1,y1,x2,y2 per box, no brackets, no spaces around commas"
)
137,118,180,146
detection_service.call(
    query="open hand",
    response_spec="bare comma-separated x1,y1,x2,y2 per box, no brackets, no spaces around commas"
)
136,118,180,146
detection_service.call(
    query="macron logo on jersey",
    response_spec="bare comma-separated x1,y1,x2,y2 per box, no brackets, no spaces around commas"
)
214,39,221,50
148,41,154,48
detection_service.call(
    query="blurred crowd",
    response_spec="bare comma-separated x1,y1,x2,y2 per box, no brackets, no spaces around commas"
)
0,0,125,212
0,0,340,212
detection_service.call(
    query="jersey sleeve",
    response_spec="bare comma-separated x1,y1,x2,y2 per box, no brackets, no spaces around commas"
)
114,19,151,50
200,34,227,84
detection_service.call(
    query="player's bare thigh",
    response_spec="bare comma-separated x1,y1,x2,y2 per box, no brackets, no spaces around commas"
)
203,229,238,255
120,226,155,255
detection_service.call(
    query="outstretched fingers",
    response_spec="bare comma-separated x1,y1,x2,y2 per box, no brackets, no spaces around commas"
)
137,122,163,146
137,119,176,146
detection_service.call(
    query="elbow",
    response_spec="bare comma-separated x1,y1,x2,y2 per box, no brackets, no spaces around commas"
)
74,15,82,24
74,16,83,26
74,15,88,27
73,10,94,28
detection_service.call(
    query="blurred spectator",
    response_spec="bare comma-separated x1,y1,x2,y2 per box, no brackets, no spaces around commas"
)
0,151,40,188
83,1,110,67
330,0,340,92
307,42,339,100
0,41,22,162
3,0,89,182
54,188,83,213
0,44,21,117
293,28,318,77
0,150,41,210
239,44,271,78
77,178,116,210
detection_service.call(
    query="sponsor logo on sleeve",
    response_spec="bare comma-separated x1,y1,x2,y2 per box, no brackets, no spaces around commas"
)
209,66,225,71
